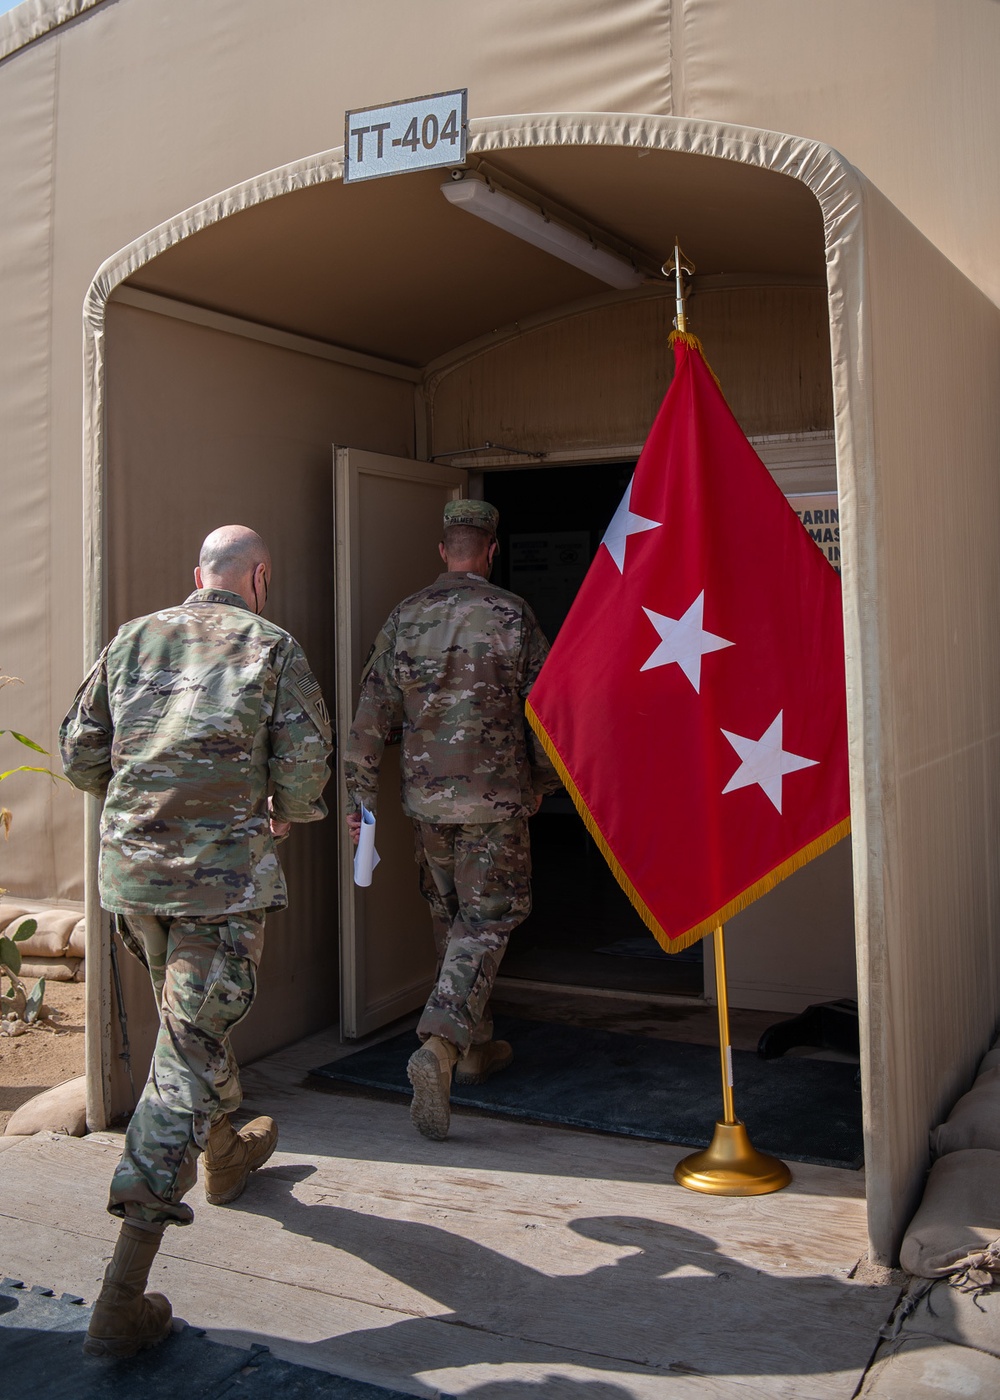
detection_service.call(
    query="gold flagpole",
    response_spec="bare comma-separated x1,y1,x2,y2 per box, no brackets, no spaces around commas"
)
674,925,792,1195
662,248,790,1194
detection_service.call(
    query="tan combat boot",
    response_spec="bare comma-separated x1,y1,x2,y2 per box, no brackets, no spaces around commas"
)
83,1220,172,1357
455,1039,514,1085
203,1113,278,1205
406,1035,459,1141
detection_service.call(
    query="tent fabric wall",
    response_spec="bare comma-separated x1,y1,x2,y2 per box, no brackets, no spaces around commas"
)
0,31,68,898
0,0,104,63
678,0,1000,308
426,283,833,458
858,184,1000,1255
5,0,991,300
92,301,417,1112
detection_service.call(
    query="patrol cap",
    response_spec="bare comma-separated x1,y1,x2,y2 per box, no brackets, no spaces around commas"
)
443,499,499,539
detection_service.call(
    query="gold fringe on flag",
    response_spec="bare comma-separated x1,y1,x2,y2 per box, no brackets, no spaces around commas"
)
667,329,724,391
526,699,851,955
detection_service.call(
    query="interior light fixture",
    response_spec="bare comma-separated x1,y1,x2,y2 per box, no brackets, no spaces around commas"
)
440,171,645,290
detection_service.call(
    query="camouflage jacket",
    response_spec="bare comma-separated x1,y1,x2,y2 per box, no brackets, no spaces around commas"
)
344,571,561,824
60,589,332,917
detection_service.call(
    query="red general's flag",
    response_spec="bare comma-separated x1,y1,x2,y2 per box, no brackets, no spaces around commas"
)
526,335,850,951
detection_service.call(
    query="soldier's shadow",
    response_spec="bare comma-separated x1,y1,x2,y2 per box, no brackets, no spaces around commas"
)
228,1164,888,1387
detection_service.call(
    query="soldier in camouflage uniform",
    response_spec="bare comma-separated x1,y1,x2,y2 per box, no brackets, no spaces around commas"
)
344,500,560,1142
60,524,331,1358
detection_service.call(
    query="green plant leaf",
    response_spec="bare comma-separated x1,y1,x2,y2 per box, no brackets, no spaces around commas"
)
12,919,37,942
0,935,22,975
24,977,45,1023
0,730,49,755
0,765,61,782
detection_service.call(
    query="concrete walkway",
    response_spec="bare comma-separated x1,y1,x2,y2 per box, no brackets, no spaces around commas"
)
0,1025,901,1399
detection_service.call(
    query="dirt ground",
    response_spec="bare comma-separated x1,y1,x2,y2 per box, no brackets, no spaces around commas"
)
0,979,85,1132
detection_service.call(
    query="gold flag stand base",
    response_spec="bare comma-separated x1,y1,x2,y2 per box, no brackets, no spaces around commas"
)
673,926,793,1197
674,1120,792,1196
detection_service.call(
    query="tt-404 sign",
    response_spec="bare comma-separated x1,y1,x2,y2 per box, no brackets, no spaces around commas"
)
344,90,468,183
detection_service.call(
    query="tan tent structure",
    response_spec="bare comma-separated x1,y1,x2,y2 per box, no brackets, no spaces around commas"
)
1,0,998,1264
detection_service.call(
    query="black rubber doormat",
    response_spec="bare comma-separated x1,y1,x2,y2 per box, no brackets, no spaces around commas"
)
0,1278,410,1400
311,1015,863,1169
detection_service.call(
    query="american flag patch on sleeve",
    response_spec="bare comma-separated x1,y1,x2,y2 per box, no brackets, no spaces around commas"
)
295,670,330,729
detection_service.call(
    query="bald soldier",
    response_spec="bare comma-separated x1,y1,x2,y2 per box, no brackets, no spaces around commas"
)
60,525,331,1357
344,500,561,1141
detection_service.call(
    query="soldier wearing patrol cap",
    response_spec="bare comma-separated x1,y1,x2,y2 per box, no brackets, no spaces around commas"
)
60,524,332,1358
345,498,561,1141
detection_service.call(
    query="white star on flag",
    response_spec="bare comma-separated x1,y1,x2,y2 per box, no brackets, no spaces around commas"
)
640,591,734,692
721,710,818,815
601,476,661,573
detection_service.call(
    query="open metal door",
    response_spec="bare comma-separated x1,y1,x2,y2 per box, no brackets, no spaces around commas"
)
334,447,468,1039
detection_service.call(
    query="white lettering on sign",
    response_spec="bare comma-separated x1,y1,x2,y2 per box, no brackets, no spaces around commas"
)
344,90,467,184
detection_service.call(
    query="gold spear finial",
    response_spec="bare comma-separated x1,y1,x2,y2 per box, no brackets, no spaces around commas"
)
662,239,696,333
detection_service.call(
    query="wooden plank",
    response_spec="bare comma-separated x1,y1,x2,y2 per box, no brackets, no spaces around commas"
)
1,1211,883,1400
4,1122,870,1265
0,1118,895,1399
4,1118,871,1276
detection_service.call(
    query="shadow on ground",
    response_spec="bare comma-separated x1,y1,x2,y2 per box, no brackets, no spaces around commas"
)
191,1163,895,1392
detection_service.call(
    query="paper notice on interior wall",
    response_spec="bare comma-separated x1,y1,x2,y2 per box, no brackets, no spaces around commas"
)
353,805,381,886
787,493,841,574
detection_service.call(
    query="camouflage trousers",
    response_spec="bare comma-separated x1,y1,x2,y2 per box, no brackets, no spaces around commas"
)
413,815,531,1051
108,911,264,1227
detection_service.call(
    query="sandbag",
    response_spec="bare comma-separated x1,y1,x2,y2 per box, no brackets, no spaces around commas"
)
17,956,81,982
899,1150,1000,1277
67,918,86,956
931,1066,1000,1157
4,1077,86,1136
0,902,32,931
5,908,80,956
860,1335,1000,1397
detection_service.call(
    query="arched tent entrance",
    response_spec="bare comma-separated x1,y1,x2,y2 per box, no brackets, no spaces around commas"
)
83,114,1000,1264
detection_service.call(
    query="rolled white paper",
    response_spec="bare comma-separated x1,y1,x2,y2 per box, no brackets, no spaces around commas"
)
353,804,381,886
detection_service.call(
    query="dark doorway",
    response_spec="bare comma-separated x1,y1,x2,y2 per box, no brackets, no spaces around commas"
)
484,461,704,999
